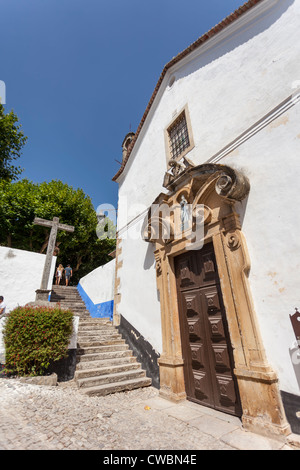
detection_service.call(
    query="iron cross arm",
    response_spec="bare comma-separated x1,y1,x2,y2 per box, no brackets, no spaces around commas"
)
34,217,74,233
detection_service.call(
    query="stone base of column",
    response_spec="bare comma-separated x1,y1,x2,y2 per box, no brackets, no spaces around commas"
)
158,356,187,403
35,289,51,302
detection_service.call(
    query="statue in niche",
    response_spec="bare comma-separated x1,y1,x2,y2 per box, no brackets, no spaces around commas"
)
180,195,189,232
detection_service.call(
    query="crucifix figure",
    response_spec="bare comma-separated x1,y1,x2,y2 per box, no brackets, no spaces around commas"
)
33,217,74,301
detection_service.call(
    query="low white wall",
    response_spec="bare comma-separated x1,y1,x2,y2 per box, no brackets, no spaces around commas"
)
79,259,115,304
0,317,6,363
0,246,57,363
0,246,57,312
78,259,115,320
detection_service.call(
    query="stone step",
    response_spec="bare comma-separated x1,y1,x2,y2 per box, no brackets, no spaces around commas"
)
55,306,88,310
77,327,116,334
79,376,152,397
55,298,83,302
76,349,133,363
51,293,83,298
77,330,121,337
79,317,111,322
77,341,129,355
62,306,89,311
77,340,123,349
76,356,138,370
77,339,126,349
79,320,112,328
76,368,146,389
52,286,78,290
78,326,114,333
77,330,122,341
52,301,87,307
74,362,141,380
77,333,122,342
50,295,84,301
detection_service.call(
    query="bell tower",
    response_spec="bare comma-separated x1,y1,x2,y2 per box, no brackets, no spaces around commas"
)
121,132,135,163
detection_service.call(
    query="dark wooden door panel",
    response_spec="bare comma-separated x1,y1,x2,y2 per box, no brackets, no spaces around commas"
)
175,243,242,417
176,254,199,290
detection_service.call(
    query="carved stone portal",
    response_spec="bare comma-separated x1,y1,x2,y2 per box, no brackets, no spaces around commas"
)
144,163,290,439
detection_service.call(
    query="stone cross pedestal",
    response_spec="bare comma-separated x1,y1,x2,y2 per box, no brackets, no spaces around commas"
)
33,217,74,301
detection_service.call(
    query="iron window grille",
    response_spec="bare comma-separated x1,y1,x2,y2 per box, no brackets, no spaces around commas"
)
168,112,190,160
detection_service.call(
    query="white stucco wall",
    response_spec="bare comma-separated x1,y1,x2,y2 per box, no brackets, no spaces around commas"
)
0,246,56,312
222,102,300,396
115,0,300,395
79,259,115,305
0,317,6,362
117,0,299,212
0,246,57,362
118,223,162,353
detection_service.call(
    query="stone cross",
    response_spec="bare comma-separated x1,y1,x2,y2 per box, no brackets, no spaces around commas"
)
33,216,74,301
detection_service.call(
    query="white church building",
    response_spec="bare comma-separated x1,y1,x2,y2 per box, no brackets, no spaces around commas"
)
112,0,300,439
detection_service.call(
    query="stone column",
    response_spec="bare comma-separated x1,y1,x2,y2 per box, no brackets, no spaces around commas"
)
155,249,187,403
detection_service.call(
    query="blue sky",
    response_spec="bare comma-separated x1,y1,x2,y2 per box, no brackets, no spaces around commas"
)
1,0,244,211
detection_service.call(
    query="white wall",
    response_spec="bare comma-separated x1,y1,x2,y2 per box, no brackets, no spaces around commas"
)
118,223,162,353
77,259,115,320
115,0,300,395
79,259,115,305
117,0,299,211
0,246,57,363
0,246,56,312
0,317,6,363
223,102,300,395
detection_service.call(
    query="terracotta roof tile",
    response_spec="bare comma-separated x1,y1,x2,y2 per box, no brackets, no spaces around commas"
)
112,0,265,181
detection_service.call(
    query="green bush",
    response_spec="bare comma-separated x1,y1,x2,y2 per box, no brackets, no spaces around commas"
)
3,305,74,376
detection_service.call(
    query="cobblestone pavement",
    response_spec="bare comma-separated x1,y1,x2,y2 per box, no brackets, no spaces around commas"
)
0,377,297,451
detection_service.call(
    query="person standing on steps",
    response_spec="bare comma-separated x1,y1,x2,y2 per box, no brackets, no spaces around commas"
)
0,296,6,317
55,264,64,285
65,264,72,286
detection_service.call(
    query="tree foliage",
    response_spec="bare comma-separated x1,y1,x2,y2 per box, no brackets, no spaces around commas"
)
0,104,27,181
0,179,116,283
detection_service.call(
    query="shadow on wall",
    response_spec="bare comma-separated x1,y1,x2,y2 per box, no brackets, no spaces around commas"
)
117,314,160,389
143,243,156,270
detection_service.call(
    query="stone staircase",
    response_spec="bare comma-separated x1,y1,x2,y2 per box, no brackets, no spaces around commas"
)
50,285,152,396
50,286,90,318
75,317,152,396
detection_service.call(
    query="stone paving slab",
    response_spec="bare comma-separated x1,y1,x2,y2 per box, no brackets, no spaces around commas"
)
220,428,288,451
0,377,298,451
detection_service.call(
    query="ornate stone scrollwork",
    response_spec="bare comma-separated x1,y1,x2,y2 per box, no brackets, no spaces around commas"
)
226,232,241,251
215,167,250,202
154,253,162,276
163,156,195,190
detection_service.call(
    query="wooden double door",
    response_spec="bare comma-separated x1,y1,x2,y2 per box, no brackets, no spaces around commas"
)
175,242,242,416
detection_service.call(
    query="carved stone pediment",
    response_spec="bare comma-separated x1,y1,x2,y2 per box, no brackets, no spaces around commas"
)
163,156,195,190
163,161,250,203
144,163,250,245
